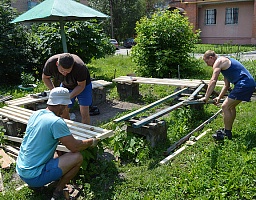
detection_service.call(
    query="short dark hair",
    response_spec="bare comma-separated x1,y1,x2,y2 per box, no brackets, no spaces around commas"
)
58,53,74,69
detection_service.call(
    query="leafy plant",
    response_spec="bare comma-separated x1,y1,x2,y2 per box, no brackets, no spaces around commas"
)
0,0,35,85
20,72,35,87
111,125,150,163
132,9,200,78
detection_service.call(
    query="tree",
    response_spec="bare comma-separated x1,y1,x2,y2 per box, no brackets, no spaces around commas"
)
87,0,162,41
30,20,115,68
131,9,200,78
0,0,34,85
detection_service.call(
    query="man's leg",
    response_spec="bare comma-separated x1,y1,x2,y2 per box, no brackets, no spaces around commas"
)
53,152,83,193
80,105,90,124
221,98,242,130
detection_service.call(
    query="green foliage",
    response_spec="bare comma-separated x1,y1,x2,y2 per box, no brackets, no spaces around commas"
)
87,0,162,41
110,125,150,163
0,0,35,85
0,126,6,145
193,43,256,54
30,21,115,68
132,9,200,78
20,72,35,87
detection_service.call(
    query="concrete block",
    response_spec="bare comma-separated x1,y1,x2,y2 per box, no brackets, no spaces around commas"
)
126,118,167,147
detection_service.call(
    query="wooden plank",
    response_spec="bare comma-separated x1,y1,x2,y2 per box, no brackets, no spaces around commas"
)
0,149,14,169
187,83,205,100
113,76,225,88
159,129,211,165
114,88,188,123
5,95,48,106
132,101,184,128
1,106,113,138
6,105,109,135
113,76,202,87
92,80,112,89
0,171,4,192
164,109,222,155
0,95,12,103
5,136,70,152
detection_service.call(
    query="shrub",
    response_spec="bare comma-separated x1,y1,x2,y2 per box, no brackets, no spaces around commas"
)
131,9,200,78
0,0,34,85
30,21,115,68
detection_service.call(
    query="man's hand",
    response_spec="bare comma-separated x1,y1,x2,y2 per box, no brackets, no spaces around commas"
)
213,97,221,105
198,96,208,103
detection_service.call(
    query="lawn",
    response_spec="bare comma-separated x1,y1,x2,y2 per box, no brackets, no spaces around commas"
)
0,53,255,199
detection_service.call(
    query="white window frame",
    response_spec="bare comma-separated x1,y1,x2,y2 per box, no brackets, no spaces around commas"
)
225,8,239,25
205,9,217,25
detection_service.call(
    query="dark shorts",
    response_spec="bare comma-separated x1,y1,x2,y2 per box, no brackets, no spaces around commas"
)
228,86,255,102
20,158,62,188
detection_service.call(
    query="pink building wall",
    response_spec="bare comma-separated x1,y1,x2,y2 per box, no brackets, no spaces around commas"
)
198,1,254,44
169,0,256,45
11,0,88,13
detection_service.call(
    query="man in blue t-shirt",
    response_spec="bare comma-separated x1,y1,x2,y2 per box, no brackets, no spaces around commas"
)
16,87,99,199
200,50,255,140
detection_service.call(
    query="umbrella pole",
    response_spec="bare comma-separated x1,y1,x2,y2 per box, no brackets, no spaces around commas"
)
60,20,68,53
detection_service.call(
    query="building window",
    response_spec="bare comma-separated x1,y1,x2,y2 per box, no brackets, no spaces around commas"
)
225,8,239,24
205,9,216,25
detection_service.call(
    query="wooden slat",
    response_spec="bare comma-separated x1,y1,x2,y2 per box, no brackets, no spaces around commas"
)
0,105,113,140
5,135,69,152
5,79,112,106
113,76,202,87
114,88,188,123
92,80,112,89
5,95,48,106
132,101,184,128
113,76,225,88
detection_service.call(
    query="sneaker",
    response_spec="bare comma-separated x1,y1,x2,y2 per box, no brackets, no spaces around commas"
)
212,129,225,140
212,129,232,140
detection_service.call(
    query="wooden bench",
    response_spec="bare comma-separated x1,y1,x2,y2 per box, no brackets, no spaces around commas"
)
0,105,113,152
5,80,112,107
112,76,224,99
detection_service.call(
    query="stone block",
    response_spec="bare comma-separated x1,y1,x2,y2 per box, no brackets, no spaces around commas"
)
126,118,167,147
92,87,106,106
116,82,139,100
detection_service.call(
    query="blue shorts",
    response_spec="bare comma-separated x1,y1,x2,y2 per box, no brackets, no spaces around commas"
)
20,158,62,188
61,83,92,108
228,86,255,102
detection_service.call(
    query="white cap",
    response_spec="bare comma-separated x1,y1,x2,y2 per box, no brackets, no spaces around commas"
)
47,87,72,105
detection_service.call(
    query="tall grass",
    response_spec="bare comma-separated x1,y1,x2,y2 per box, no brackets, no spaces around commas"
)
193,44,256,54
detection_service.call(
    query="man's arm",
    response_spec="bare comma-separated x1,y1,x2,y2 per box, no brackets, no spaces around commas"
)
69,80,86,99
42,73,55,90
213,77,230,104
59,135,99,152
202,63,222,102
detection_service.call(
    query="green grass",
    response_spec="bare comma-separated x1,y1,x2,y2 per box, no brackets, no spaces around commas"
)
0,47,255,199
193,44,256,54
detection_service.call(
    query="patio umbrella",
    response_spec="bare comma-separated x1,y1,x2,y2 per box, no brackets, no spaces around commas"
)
11,0,109,52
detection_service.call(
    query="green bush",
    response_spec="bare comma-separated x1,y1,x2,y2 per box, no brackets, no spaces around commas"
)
0,0,34,85
131,9,200,78
30,21,115,69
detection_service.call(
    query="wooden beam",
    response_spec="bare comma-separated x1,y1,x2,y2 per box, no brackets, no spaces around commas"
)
187,83,205,100
164,109,222,155
159,129,212,165
132,101,184,128
114,88,188,123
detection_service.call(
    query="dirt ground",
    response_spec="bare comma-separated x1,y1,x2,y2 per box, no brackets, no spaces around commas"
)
72,99,141,126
